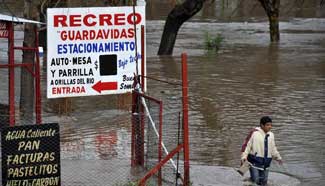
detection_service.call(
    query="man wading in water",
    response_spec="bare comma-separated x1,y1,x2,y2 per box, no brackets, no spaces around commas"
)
241,116,283,185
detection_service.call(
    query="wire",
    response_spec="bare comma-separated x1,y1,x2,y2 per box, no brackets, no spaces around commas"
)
132,0,139,77
140,95,181,176
142,75,182,86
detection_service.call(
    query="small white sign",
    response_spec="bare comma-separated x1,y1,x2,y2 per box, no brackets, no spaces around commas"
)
47,7,145,98
0,21,8,38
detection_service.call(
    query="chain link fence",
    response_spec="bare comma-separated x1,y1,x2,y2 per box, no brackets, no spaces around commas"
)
0,63,146,185
132,74,186,186
0,65,188,186
43,94,142,186
0,90,143,185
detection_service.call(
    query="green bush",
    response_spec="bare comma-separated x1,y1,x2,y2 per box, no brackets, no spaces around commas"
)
204,32,224,52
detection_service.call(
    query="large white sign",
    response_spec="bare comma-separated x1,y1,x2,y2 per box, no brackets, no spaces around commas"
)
47,7,145,98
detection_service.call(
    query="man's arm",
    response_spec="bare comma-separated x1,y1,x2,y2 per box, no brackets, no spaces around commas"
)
271,134,283,164
241,133,254,162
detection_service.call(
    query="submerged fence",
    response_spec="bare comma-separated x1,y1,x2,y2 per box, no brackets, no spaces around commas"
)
132,53,190,186
132,90,185,186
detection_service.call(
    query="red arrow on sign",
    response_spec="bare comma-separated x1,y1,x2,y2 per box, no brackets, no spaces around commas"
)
92,81,118,93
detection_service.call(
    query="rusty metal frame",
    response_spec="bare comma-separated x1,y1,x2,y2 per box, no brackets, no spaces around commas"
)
134,53,190,186
0,21,42,126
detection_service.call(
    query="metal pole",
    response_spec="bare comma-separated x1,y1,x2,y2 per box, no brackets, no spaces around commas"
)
140,25,145,166
141,25,145,91
175,112,181,185
158,101,163,186
132,0,139,76
34,27,42,124
131,90,136,166
8,22,15,126
181,53,190,186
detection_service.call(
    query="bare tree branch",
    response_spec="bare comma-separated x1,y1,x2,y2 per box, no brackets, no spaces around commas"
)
298,0,305,8
283,0,297,15
250,1,260,15
228,0,246,20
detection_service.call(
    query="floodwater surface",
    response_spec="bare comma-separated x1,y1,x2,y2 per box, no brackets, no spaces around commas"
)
144,18,325,186
39,17,324,186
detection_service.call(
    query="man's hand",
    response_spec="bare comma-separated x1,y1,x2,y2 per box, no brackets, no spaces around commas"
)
276,159,283,165
241,157,247,165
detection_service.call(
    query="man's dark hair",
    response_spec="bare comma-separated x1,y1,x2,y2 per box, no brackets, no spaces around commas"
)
260,116,272,125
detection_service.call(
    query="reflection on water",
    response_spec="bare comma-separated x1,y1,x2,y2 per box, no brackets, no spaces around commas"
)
95,129,118,159
55,111,131,160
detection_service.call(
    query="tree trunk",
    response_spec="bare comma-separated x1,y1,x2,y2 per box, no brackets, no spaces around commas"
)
269,13,279,42
158,0,206,55
20,0,40,123
39,0,67,49
258,0,280,42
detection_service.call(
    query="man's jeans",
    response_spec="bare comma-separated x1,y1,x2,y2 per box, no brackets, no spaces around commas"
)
249,166,269,186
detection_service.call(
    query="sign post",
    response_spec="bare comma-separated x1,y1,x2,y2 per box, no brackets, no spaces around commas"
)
47,7,146,98
1,123,61,186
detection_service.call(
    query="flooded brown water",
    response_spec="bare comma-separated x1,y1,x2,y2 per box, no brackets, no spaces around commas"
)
1,0,324,185
144,18,325,185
